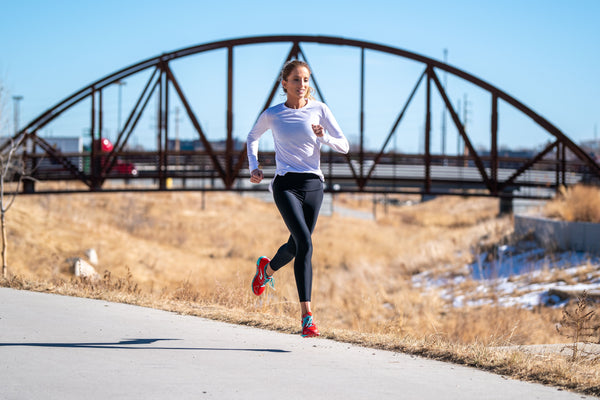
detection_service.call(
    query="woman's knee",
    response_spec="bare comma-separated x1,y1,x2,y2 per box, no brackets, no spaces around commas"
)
295,235,312,255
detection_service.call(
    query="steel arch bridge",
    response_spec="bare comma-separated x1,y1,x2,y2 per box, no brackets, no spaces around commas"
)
5,35,600,198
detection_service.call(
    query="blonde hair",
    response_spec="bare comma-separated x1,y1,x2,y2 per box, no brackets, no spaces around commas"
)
280,60,315,100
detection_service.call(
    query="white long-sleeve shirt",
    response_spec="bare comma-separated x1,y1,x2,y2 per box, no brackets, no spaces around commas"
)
247,100,349,181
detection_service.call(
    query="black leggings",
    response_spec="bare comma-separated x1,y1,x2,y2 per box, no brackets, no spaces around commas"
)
269,173,324,302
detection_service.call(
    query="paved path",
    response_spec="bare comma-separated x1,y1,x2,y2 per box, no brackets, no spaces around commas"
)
0,288,594,400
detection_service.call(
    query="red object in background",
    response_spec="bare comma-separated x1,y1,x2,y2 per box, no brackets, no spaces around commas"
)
98,138,137,176
100,138,114,152
113,161,138,176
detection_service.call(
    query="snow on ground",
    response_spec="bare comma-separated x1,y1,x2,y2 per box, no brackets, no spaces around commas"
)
412,241,600,309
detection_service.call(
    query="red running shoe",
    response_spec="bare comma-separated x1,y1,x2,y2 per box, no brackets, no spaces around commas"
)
251,256,274,296
301,312,320,337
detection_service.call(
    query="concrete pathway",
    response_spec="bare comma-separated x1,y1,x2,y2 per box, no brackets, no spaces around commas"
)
0,288,594,400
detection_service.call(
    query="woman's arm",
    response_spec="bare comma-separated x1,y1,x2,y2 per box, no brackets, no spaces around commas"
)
318,104,349,154
246,111,270,177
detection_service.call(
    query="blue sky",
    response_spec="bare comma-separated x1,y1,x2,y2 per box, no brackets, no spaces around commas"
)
0,0,598,154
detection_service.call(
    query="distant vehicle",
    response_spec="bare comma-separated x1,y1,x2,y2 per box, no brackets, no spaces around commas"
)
96,138,138,176
34,136,138,177
111,161,138,176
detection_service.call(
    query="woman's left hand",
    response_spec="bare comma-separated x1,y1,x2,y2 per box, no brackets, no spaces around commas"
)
311,124,324,137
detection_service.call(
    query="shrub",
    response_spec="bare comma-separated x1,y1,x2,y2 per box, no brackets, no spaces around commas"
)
544,185,600,223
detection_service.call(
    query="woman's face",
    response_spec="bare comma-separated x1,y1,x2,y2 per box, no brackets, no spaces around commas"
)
282,66,310,101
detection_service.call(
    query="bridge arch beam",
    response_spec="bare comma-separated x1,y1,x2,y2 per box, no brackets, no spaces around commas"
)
5,35,599,197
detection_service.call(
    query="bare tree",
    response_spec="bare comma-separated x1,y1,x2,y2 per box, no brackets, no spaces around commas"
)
0,82,26,278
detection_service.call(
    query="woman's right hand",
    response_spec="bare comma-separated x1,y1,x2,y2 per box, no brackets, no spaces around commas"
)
250,169,264,183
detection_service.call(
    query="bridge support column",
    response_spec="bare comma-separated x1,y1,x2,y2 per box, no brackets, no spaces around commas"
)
421,194,437,202
499,194,513,215
23,179,35,194
159,177,167,190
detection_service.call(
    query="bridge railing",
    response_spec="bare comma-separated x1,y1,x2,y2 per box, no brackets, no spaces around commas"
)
18,149,592,198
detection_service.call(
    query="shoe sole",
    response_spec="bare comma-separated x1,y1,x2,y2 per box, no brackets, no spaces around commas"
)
251,256,268,296
302,332,320,338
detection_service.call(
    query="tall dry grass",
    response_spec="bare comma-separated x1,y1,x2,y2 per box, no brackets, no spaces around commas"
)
2,191,599,395
544,184,600,223
2,191,562,344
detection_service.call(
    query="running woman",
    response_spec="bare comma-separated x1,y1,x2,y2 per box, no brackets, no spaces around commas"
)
247,60,349,337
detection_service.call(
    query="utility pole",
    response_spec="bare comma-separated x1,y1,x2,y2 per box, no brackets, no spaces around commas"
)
455,94,470,158
12,95,23,135
462,93,470,130
441,48,448,156
462,93,470,162
175,106,180,152
456,98,462,156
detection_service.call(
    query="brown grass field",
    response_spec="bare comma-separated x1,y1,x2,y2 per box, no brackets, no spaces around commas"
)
1,186,599,395
544,184,600,223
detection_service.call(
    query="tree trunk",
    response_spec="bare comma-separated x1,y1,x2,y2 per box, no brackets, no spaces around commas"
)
2,211,7,278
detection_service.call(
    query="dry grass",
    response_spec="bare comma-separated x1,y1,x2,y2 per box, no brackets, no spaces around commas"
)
1,191,599,395
544,184,600,223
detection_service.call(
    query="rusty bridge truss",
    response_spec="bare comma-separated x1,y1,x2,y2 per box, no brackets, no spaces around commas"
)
4,35,600,198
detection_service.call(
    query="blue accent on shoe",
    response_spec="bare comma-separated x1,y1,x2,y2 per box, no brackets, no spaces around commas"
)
258,257,275,289
263,274,275,290
302,313,317,337
302,313,314,327
252,257,275,295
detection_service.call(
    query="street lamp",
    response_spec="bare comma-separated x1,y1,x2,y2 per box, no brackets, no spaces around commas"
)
12,95,23,135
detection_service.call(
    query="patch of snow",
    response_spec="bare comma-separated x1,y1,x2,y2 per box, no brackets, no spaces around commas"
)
411,242,600,309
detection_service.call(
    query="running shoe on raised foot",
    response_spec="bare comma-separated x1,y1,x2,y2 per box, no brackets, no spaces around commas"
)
252,256,274,296
301,312,320,337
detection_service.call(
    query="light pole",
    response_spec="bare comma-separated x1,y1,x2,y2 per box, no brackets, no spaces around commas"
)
116,81,126,138
12,95,23,135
